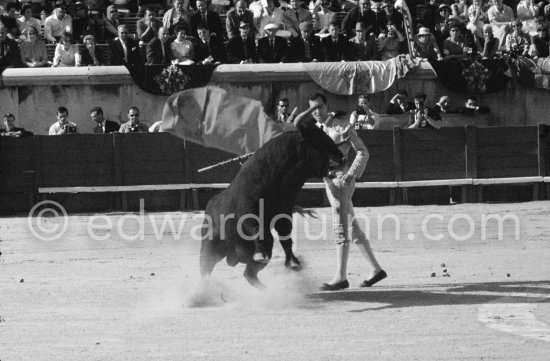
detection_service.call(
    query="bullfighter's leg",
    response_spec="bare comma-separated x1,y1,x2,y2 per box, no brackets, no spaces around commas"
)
273,215,302,271
244,261,267,289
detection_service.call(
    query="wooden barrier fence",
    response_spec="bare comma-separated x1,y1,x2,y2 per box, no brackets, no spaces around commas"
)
0,125,548,213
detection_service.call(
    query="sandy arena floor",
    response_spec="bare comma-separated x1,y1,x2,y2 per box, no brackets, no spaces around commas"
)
1,201,549,360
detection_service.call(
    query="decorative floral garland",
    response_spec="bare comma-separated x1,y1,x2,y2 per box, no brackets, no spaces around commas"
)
462,61,491,94
154,64,191,95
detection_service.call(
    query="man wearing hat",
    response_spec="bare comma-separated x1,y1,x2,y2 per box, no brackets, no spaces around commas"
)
412,27,443,61
226,0,256,39
283,0,312,38
257,23,289,63
381,0,403,32
72,3,96,43
226,21,258,63
347,21,379,60
289,20,322,62
341,0,380,37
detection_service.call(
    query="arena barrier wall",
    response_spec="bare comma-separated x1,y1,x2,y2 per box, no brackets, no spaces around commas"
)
1,125,548,214
0,64,547,138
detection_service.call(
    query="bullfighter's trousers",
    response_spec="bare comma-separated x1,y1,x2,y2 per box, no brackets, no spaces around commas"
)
324,173,368,245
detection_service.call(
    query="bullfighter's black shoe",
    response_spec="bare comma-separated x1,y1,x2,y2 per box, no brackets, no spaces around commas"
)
359,270,387,287
319,280,349,291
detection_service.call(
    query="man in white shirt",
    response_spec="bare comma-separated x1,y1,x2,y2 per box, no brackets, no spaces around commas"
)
49,107,78,135
44,6,73,43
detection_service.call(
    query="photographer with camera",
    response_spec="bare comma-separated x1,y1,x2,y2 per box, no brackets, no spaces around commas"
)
49,107,78,135
408,92,442,129
119,107,149,133
350,94,379,130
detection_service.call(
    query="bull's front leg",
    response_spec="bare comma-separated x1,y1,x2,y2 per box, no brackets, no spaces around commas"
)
273,214,302,271
240,217,273,264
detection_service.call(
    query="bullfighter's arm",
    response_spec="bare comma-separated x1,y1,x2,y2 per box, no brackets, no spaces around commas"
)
345,128,369,180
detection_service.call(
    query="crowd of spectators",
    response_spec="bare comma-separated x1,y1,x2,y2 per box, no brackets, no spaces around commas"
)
2,0,550,70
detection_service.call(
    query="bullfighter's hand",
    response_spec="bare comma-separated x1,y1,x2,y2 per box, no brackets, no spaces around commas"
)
341,173,355,185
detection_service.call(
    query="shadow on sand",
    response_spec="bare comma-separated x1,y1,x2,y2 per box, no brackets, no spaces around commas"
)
308,280,550,312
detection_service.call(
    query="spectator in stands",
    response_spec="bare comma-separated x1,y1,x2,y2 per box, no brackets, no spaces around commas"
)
321,22,347,61
443,24,470,59
275,97,297,123
226,21,258,63
476,24,500,58
86,0,106,19
109,24,141,65
467,0,488,39
1,113,33,137
315,0,336,30
90,106,119,133
49,106,78,135
44,5,72,43
1,3,21,39
257,22,289,62
191,0,225,39
39,9,48,37
350,94,378,129
103,5,121,42
451,0,469,22
119,106,149,133
147,26,174,64
171,23,195,64
194,26,225,63
529,24,550,58
378,22,404,60
433,4,452,45
457,95,491,115
17,5,41,40
347,21,378,60
137,8,163,45
341,0,377,37
72,3,96,43
283,0,312,38
0,24,21,71
386,90,414,114
381,0,403,33
163,0,192,35
370,0,389,35
329,0,356,13
111,0,137,13
517,0,539,21
412,27,443,61
52,32,81,67
20,27,48,67
80,34,103,65
488,0,515,49
226,0,256,39
506,19,531,55
252,0,285,39
289,20,322,61
408,92,442,129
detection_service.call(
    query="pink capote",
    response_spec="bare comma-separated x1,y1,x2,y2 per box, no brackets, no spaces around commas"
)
160,86,285,155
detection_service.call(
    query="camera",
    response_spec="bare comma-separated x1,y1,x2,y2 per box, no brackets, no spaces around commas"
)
63,123,77,134
128,125,141,133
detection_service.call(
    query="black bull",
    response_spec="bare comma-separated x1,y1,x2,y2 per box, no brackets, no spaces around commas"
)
199,119,344,288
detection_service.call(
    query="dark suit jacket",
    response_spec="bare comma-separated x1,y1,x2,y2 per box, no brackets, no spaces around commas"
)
225,8,256,39
194,37,226,63
341,8,380,36
0,38,22,70
80,46,104,66
146,37,174,65
93,119,120,134
191,10,225,39
226,35,257,63
289,35,322,62
109,38,141,66
321,36,348,61
257,36,289,63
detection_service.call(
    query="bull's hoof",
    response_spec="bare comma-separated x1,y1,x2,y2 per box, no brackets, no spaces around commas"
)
285,256,303,271
253,252,270,264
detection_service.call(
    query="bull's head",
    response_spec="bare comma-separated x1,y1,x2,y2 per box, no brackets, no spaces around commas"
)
297,119,344,178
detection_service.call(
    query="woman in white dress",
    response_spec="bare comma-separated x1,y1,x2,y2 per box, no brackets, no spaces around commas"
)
171,24,195,64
